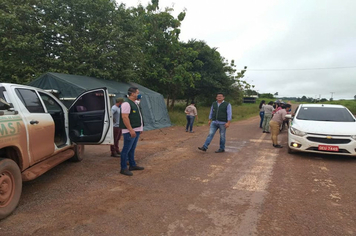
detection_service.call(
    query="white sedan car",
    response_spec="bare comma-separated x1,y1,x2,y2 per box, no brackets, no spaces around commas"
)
287,104,356,156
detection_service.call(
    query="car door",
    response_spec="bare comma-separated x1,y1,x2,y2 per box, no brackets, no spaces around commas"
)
15,88,55,164
68,88,113,144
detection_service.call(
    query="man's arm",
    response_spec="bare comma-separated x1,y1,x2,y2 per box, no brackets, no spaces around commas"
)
208,105,213,125
122,113,136,137
225,103,232,128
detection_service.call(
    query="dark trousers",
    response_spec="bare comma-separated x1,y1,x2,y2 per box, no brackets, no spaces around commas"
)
110,127,122,154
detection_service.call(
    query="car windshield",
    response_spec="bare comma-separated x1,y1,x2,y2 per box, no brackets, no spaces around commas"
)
297,107,355,122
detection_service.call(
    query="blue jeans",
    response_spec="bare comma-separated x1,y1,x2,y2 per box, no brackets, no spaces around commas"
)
185,115,195,132
259,111,264,128
120,132,140,170
203,121,226,150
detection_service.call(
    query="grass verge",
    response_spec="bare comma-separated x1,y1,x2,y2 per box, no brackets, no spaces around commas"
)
168,102,260,127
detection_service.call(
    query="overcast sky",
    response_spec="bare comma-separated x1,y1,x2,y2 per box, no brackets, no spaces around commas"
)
121,0,356,100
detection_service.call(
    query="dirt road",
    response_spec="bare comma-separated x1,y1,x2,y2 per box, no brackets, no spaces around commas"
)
1,116,355,235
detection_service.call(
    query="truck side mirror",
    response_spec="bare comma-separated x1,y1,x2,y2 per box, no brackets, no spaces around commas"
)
0,99,15,112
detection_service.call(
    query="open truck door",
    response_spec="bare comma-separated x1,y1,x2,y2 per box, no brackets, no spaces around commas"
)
68,88,113,144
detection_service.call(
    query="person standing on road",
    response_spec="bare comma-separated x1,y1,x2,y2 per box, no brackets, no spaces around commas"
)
185,101,198,133
119,87,145,176
259,100,266,128
269,104,291,148
110,98,124,157
262,101,274,133
272,101,282,115
198,93,232,153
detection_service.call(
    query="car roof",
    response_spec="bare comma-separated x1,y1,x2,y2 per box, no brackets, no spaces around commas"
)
300,104,345,108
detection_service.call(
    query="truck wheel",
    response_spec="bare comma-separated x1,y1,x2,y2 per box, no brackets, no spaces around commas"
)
70,145,85,162
0,158,22,220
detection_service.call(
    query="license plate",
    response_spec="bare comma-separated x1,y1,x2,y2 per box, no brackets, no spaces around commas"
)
318,145,339,152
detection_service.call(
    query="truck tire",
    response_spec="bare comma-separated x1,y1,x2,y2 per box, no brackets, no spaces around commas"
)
0,158,22,220
70,145,85,162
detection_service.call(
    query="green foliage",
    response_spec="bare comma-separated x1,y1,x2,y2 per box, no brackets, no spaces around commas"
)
133,2,201,108
182,40,248,106
297,95,314,103
259,93,274,99
0,0,45,83
1,0,141,83
0,0,252,108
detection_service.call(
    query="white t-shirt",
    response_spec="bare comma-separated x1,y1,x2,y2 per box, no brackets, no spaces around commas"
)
121,101,143,134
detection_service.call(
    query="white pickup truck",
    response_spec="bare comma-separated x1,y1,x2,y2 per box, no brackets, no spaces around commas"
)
0,83,113,219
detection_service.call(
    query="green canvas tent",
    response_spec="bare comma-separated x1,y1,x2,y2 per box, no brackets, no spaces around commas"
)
29,72,171,131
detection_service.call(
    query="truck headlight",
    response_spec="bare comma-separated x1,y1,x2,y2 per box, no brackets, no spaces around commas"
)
290,127,306,137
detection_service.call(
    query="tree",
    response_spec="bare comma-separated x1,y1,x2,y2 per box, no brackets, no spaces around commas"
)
133,1,202,108
0,0,248,108
354,95,356,100
0,0,142,83
259,93,274,99
274,92,278,96
182,40,245,105
0,1,46,83
39,0,141,81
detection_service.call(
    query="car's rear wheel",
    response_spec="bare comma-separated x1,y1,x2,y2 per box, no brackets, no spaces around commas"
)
70,145,85,162
0,158,22,220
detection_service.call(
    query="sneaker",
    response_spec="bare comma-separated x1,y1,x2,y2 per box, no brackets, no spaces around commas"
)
215,149,225,153
120,169,133,176
111,153,120,157
266,131,270,133
190,131,194,133
198,146,207,152
185,130,188,132
263,131,266,133
129,165,144,171
273,144,283,148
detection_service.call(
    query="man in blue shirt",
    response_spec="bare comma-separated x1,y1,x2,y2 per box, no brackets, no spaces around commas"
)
110,98,124,157
198,93,232,153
